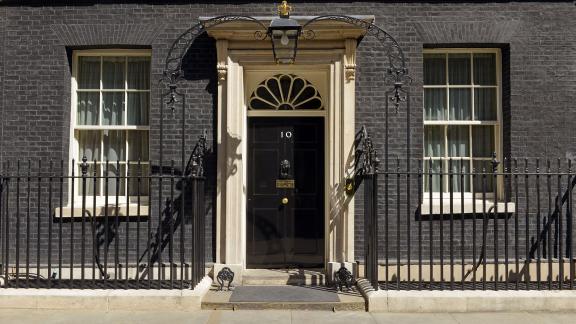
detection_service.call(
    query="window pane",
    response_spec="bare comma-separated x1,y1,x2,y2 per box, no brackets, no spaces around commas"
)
127,57,150,90
128,164,149,196
423,54,446,85
472,126,495,158
474,88,497,120
448,126,470,157
448,160,470,192
78,164,100,196
77,130,100,161
102,92,125,125
424,126,444,157
128,131,149,161
473,53,496,85
449,88,471,120
102,56,125,89
424,160,443,192
103,130,126,161
127,92,149,125
424,89,446,120
104,163,126,196
78,57,100,89
473,160,495,193
76,92,99,125
448,53,471,85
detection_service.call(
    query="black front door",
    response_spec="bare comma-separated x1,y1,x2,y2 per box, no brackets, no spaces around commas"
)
247,117,324,268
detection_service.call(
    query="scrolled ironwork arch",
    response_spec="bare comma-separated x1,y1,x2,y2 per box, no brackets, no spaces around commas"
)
162,15,268,84
159,15,268,172
301,15,405,68
301,16,409,78
302,15,413,175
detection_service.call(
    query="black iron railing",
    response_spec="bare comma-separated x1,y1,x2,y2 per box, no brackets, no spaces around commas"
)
361,157,575,291
0,158,206,289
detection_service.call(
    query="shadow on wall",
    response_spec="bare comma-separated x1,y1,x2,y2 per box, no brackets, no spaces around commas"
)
181,33,218,263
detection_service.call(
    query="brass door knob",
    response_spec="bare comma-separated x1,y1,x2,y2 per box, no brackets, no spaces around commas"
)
281,197,289,205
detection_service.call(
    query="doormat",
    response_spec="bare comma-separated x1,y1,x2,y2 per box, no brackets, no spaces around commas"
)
229,286,340,303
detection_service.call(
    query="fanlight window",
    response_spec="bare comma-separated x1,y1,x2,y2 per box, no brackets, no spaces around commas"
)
248,74,324,110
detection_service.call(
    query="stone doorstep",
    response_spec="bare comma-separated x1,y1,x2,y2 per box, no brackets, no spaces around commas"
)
201,284,366,311
240,269,327,286
0,276,213,312
356,279,576,313
201,301,366,311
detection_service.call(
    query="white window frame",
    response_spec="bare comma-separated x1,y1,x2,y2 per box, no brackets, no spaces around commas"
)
69,49,151,206
423,48,503,200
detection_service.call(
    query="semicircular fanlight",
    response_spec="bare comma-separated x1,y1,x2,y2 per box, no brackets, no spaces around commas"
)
248,74,324,110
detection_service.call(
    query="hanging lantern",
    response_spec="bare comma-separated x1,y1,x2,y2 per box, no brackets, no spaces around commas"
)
268,1,301,64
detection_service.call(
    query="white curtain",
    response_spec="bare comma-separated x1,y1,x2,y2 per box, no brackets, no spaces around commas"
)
128,130,148,161
77,92,99,125
103,130,126,196
78,163,100,196
128,130,149,196
449,160,470,192
103,57,124,89
128,164,149,196
449,89,471,120
78,130,100,161
473,53,496,85
77,57,100,125
127,57,150,125
104,162,125,196
78,57,99,89
103,130,125,161
424,160,442,192
472,126,494,157
78,130,101,195
423,54,445,85
448,126,469,157
448,54,470,85
102,92,124,125
127,93,149,125
424,89,445,120
127,57,150,89
424,126,444,157
474,88,496,120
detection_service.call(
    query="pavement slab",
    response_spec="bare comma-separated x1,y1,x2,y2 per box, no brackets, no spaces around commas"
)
370,313,459,324
449,312,557,324
291,310,376,324
213,310,291,324
1,309,576,323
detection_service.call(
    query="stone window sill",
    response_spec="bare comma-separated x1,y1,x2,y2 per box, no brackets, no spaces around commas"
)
54,204,149,218
420,200,516,215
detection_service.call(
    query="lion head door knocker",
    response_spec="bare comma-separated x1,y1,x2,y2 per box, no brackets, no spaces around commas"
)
216,267,235,291
280,159,291,179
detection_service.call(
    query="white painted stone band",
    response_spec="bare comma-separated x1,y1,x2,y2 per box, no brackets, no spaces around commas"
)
364,288,576,312
0,276,212,312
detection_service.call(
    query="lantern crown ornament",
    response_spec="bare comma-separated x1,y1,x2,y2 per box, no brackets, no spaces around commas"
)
278,1,292,18
268,1,301,64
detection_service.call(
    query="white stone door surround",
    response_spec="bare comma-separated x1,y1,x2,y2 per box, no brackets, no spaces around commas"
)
203,15,373,278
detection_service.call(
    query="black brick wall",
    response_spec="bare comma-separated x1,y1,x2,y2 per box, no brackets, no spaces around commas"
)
0,1,574,266
0,7,5,169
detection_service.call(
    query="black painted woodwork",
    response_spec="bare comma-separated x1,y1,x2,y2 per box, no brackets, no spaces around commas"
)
247,117,325,268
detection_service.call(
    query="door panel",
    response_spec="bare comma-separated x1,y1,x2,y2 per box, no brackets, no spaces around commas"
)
253,150,279,195
247,117,324,268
